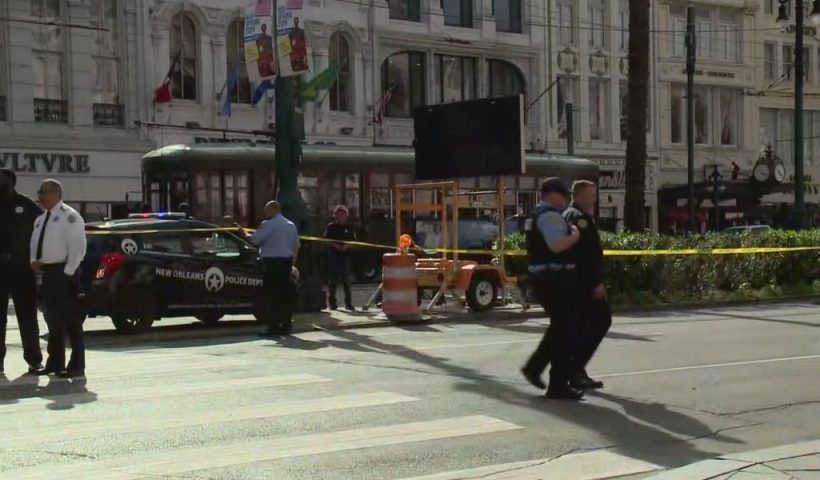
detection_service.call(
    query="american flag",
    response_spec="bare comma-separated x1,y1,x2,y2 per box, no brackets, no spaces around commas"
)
372,83,397,125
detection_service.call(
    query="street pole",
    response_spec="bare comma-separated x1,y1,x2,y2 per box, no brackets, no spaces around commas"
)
686,5,696,232
794,0,807,228
565,102,575,156
271,2,308,229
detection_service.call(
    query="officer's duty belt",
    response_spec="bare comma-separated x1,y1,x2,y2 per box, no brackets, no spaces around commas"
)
40,263,67,272
530,263,576,272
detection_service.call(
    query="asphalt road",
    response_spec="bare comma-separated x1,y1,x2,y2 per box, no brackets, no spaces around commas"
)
0,301,819,479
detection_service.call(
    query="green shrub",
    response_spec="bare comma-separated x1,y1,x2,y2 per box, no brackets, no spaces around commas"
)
498,229,820,306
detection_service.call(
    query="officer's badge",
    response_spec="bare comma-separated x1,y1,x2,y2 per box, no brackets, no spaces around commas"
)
578,219,588,229
68,214,77,224
524,219,533,231
14,206,23,214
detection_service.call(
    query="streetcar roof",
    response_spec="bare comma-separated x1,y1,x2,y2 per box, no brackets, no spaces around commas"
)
142,143,599,178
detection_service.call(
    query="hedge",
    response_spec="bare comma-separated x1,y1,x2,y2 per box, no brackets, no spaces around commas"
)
501,229,820,306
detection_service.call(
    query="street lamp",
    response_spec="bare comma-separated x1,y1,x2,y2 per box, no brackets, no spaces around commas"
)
777,0,820,228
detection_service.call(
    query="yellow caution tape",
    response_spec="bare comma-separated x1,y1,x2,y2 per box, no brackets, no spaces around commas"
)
86,226,820,256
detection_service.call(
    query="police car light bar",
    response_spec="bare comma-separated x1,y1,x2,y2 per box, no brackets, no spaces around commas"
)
127,212,187,220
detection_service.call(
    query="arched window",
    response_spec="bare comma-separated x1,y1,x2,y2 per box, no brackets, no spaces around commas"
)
90,0,122,125
487,60,525,98
382,51,426,118
227,19,251,104
329,32,351,112
170,13,197,100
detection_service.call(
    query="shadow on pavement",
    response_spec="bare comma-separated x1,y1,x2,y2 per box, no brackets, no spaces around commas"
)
0,373,97,410
315,327,739,469
474,319,658,342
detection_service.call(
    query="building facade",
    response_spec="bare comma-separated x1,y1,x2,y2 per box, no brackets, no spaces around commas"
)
0,0,151,221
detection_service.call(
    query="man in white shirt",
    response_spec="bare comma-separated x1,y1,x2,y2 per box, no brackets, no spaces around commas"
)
29,179,87,379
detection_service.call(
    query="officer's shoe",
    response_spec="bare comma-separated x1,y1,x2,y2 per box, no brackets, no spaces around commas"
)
36,366,63,376
570,373,604,390
344,304,356,312
520,366,546,390
57,370,85,380
27,363,44,375
546,386,585,401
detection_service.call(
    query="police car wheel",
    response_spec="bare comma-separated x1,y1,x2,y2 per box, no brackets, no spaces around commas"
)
466,274,497,312
196,313,224,326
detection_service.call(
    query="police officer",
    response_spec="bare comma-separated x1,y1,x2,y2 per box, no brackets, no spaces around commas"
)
29,179,87,379
0,169,44,374
520,177,584,400
563,180,611,390
324,205,356,311
250,201,300,337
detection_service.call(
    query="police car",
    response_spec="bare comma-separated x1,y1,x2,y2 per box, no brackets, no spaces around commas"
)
81,213,269,333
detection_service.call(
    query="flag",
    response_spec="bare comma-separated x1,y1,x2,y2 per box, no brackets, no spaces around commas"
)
372,83,397,126
154,49,182,104
252,78,275,107
299,64,340,102
222,54,242,117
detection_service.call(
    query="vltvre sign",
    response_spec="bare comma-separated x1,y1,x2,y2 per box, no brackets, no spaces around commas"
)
0,151,91,174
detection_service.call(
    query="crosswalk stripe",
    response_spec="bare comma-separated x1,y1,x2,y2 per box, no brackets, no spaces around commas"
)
0,373,330,414
398,450,663,480
1,392,417,447
2,415,521,480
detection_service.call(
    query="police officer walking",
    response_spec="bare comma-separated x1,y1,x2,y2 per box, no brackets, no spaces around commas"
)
250,201,300,337
563,180,611,390
324,205,356,311
29,179,87,379
520,178,584,400
0,169,44,374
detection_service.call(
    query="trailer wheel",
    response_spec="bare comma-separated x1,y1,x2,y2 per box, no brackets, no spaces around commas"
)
466,273,497,312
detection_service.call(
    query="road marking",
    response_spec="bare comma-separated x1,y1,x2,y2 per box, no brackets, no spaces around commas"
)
1,415,521,480
399,450,662,480
0,373,330,414
0,392,417,447
598,353,820,379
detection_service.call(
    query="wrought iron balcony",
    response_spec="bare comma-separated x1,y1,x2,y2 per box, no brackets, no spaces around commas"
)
93,103,124,126
34,98,68,123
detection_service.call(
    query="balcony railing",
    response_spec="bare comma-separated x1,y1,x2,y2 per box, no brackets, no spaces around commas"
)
34,98,68,123
93,103,124,126
0,96,6,122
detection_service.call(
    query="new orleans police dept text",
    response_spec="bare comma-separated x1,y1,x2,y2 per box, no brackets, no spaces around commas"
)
154,268,262,287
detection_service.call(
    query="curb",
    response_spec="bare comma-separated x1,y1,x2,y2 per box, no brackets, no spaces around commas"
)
646,440,820,479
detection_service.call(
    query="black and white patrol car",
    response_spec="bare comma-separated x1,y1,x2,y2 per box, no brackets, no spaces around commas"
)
81,213,271,333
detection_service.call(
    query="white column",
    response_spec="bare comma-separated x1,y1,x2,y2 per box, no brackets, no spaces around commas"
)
7,0,34,122
212,32,227,127
353,50,365,118
199,32,215,122
67,0,94,126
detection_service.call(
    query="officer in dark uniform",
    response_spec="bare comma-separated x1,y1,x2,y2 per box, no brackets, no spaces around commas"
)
0,169,44,374
563,180,611,390
324,205,357,311
520,178,584,400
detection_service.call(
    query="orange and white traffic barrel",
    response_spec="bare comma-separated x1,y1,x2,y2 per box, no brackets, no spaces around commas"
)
382,253,420,321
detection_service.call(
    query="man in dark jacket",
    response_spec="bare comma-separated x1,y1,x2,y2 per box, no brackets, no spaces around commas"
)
562,180,611,390
0,169,44,374
324,205,356,311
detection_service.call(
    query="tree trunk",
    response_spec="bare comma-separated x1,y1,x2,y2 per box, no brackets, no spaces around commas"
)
624,0,650,232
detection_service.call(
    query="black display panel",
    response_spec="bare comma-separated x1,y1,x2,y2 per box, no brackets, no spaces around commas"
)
413,95,525,181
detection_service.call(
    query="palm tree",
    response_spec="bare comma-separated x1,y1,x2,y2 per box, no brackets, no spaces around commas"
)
624,0,650,231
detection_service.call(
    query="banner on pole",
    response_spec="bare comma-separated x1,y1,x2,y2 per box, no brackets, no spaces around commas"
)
275,0,309,77
244,0,276,83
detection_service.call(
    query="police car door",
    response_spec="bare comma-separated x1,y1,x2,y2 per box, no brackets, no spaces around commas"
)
188,231,261,309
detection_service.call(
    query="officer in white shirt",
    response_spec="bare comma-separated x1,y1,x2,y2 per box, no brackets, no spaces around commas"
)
29,179,87,379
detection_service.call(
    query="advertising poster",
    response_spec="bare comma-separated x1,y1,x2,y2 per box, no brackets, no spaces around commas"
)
275,0,309,77
244,0,276,83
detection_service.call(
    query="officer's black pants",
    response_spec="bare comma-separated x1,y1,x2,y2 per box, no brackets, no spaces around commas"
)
0,262,43,368
262,257,295,334
576,297,612,372
40,267,84,372
327,253,352,308
524,271,579,388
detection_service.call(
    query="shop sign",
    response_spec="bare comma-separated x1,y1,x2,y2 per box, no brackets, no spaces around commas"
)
0,151,90,174
599,170,626,190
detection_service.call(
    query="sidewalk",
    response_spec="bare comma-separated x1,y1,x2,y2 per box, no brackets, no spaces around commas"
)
646,440,820,479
